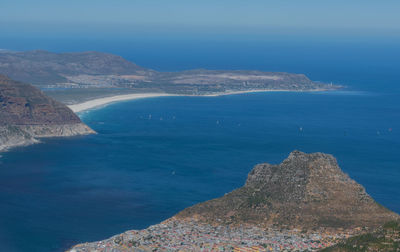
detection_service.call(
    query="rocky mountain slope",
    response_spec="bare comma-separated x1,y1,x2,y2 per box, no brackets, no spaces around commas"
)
0,50,338,95
176,151,398,230
0,75,94,152
69,151,399,251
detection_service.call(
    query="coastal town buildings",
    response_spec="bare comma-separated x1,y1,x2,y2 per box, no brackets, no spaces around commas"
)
71,219,356,252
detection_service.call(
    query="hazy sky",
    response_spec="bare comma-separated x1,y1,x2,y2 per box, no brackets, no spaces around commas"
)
1,0,400,37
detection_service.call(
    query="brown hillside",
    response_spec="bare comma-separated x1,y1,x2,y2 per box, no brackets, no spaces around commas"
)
175,151,399,231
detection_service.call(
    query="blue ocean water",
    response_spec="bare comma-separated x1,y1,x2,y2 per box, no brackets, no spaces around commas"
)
0,38,399,252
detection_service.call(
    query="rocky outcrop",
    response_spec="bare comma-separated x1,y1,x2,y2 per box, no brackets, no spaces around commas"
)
0,75,95,152
0,125,38,152
176,151,398,230
69,151,399,252
0,124,94,152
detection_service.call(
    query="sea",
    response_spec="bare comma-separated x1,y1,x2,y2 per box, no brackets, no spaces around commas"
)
0,35,399,251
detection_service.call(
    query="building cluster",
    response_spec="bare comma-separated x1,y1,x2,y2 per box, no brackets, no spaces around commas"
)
71,219,358,252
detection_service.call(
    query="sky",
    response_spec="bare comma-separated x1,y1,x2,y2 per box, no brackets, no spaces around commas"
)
1,0,400,39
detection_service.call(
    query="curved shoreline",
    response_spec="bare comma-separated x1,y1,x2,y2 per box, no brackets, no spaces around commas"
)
67,89,329,113
68,93,176,113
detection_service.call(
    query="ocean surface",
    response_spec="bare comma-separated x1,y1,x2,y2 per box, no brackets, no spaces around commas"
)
0,37,399,251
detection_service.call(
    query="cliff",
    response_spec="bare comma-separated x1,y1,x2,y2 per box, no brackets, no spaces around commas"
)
69,151,399,251
0,75,94,152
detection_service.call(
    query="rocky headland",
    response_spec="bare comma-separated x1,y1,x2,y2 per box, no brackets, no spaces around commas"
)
69,151,399,251
0,75,94,152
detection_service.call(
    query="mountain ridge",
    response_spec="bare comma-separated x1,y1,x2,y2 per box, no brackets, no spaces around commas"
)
0,50,148,85
0,74,94,152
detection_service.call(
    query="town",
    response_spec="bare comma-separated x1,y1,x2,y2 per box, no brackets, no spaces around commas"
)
71,219,359,252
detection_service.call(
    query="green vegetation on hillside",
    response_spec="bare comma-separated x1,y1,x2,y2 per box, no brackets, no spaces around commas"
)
321,221,400,252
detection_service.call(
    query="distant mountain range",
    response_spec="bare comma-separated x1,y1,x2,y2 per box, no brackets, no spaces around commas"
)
0,75,94,152
0,50,147,85
0,50,339,95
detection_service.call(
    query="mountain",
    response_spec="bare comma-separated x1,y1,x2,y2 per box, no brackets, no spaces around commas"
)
0,50,148,85
0,50,338,95
69,151,399,251
176,151,398,230
0,75,94,152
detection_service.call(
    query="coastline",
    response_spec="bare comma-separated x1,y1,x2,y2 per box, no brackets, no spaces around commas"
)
68,89,329,113
68,93,176,113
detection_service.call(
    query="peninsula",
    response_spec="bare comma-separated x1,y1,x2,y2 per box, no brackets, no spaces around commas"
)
70,151,399,251
0,75,94,152
0,50,339,106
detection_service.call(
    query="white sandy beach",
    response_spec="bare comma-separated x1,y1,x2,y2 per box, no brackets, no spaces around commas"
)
68,93,176,113
68,89,327,113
